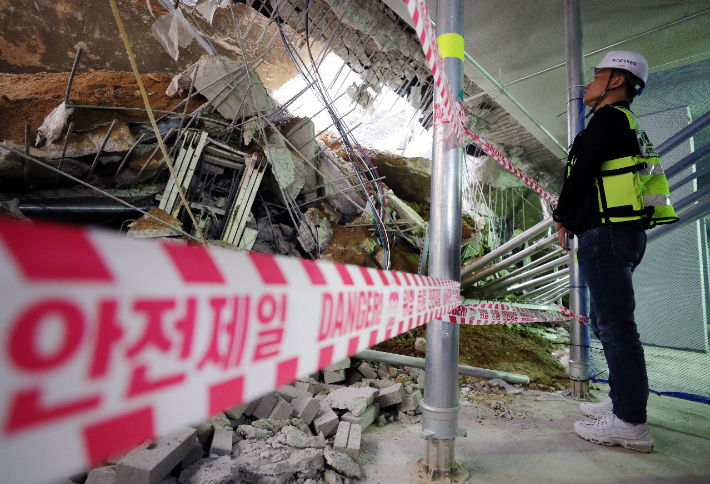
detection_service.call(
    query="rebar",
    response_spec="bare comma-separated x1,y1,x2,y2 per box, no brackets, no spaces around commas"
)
86,119,118,181
54,121,75,190
64,46,83,104
111,133,146,188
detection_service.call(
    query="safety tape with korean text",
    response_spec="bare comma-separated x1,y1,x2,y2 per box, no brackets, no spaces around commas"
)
0,217,461,484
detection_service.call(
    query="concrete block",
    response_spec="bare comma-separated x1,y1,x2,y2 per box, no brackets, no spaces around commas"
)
323,369,346,384
86,465,115,484
211,428,233,456
290,418,314,436
344,368,364,385
291,396,320,425
179,437,203,470
374,383,405,408
333,421,350,455
293,379,323,396
224,404,246,421
396,390,423,413
356,362,378,380
340,403,379,430
323,447,362,478
346,424,361,461
252,393,279,419
363,379,396,389
276,385,306,402
243,398,261,416
269,397,294,420
116,427,196,484
324,358,351,371
312,406,339,437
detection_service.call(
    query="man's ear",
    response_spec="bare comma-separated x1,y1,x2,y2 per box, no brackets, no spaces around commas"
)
609,73,626,90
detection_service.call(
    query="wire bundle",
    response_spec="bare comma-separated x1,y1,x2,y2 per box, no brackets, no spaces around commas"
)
275,0,391,268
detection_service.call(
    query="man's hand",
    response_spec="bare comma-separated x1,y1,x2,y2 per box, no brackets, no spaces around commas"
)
556,221,573,251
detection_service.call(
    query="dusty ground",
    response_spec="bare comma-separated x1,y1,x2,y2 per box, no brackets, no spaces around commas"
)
0,70,202,143
360,384,710,484
374,325,568,388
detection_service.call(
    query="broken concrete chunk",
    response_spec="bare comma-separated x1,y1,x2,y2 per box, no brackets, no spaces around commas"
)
319,147,366,215
324,469,344,484
396,390,423,413
40,122,136,159
269,397,294,420
236,425,273,440
210,428,233,456
280,425,326,449
323,447,362,478
417,370,426,387
297,207,333,255
85,465,116,484
290,396,320,425
323,369,346,384
233,446,324,480
377,364,391,379
179,437,203,470
190,422,215,453
346,424,361,461
356,362,378,380
312,406,339,437
324,387,379,417
116,427,197,484
251,418,291,433
177,456,237,484
340,402,379,430
363,378,396,389
375,383,405,408
324,358,351,372
128,208,182,238
293,379,323,396
333,421,350,455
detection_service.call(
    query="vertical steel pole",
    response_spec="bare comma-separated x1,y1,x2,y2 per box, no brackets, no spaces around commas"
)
564,0,591,399
420,0,466,478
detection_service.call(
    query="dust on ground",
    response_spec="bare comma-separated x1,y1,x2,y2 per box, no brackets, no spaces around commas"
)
0,70,203,143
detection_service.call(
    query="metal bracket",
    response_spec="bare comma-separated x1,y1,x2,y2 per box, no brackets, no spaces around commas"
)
417,222,430,276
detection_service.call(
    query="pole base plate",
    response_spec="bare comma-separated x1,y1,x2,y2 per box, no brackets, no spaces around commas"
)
408,457,469,484
561,378,594,401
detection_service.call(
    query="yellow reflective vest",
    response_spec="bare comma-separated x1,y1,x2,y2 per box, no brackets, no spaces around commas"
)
566,106,679,228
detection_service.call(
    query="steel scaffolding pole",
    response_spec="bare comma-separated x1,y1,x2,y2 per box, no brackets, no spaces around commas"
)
563,0,591,400
419,0,466,479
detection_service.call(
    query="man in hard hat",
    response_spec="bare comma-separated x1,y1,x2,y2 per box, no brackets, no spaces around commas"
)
552,51,678,453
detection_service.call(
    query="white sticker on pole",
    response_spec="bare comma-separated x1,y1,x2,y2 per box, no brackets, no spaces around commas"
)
0,217,460,484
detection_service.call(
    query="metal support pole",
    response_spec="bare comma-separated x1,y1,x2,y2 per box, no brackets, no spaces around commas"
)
563,0,591,400
419,0,467,480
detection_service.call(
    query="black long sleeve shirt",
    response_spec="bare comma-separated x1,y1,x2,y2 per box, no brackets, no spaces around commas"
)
553,101,646,235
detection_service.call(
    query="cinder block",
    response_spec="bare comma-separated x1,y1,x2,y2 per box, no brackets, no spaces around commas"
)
346,423,361,461
417,370,425,387
291,396,320,425
275,385,306,402
293,379,323,395
396,390,423,413
323,369,346,384
340,403,379,430
86,465,115,484
356,362,378,380
224,404,246,421
333,421,351,455
116,427,196,484
313,406,339,437
324,358,351,371
374,383,405,408
269,397,294,420
244,398,261,416
190,422,214,453
252,393,279,419
211,427,233,456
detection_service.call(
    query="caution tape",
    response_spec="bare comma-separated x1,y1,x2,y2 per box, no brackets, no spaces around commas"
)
0,217,460,484
404,0,559,206
448,303,574,326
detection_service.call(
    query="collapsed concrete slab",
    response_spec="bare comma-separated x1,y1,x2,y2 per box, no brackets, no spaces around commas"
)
297,207,333,255
319,146,366,215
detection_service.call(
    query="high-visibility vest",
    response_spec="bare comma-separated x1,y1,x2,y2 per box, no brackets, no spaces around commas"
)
566,106,679,228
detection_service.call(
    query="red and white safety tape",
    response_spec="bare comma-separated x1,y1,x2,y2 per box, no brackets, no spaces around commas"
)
0,217,460,484
448,303,573,326
404,0,559,206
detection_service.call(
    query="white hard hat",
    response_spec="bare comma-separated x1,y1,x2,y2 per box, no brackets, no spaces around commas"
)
595,51,648,86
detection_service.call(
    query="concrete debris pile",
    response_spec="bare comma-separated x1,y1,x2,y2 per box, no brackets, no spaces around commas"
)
0,52,440,270
69,357,426,484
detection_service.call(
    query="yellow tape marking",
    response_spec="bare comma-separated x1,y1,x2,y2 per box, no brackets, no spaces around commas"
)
437,33,464,61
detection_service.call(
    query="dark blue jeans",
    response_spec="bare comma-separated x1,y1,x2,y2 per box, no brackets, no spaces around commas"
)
576,225,648,424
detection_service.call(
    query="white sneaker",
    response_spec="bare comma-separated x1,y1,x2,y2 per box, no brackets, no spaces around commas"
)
574,411,654,453
580,396,613,419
